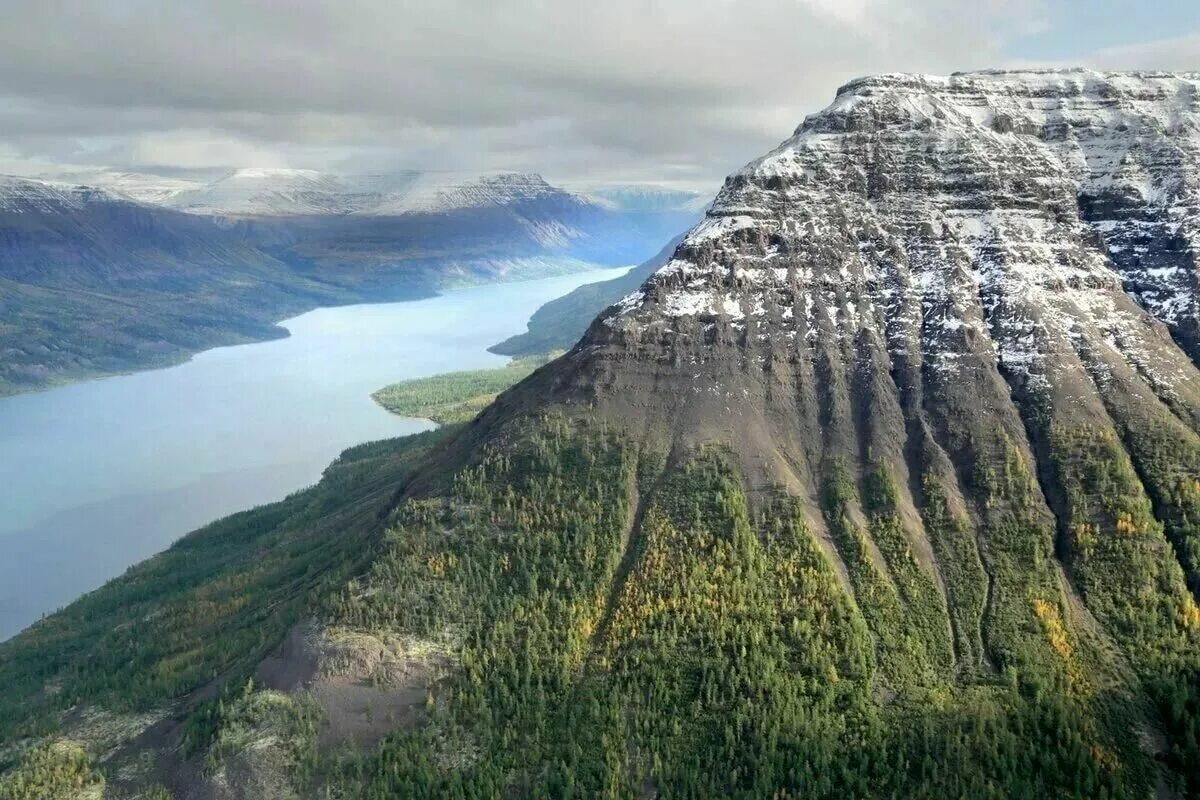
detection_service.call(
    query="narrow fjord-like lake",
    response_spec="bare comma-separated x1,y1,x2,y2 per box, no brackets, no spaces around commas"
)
0,267,626,640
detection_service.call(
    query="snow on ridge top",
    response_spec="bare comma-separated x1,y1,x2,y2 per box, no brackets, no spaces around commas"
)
574,183,708,212
139,168,584,217
0,173,153,213
229,167,327,180
821,69,1200,126
835,68,1200,99
0,173,123,203
597,67,1200,404
362,170,573,215
0,167,595,218
668,67,1200,240
164,167,353,215
685,214,758,245
0,174,77,202
6,168,201,205
473,171,550,186
833,73,948,97
55,170,201,204
753,68,1200,193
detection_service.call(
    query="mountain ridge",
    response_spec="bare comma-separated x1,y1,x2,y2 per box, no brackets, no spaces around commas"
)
6,166,705,220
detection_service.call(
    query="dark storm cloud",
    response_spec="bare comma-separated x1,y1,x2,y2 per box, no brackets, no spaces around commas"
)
0,0,1147,184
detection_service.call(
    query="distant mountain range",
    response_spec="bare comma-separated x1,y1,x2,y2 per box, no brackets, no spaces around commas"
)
0,168,701,395
23,166,708,219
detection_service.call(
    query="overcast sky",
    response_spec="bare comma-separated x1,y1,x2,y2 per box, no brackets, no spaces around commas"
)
0,0,1197,190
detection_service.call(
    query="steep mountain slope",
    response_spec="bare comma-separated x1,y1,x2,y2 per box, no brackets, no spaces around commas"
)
0,176,274,286
5,69,1200,799
548,68,1200,608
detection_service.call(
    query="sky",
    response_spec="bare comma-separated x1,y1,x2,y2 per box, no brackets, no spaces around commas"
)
0,0,1196,192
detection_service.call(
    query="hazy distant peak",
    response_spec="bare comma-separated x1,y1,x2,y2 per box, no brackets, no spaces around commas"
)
577,183,709,213
164,167,351,216
352,170,577,216
0,173,134,211
229,167,327,180
11,165,705,219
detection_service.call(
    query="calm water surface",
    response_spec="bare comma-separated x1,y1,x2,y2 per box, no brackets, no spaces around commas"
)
0,266,627,640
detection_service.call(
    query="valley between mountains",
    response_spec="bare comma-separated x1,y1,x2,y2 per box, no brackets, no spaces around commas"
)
4,69,1200,799
0,171,696,397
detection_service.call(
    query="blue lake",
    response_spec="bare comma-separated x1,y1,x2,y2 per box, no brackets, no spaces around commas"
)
0,266,625,640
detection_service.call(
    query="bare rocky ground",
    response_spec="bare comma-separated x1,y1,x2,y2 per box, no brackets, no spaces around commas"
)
256,622,455,750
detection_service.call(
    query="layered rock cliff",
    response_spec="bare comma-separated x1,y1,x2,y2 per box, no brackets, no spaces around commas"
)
492,68,1200,702
531,69,1200,588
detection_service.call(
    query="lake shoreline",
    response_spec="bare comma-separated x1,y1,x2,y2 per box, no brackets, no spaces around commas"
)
0,258,608,401
0,265,629,640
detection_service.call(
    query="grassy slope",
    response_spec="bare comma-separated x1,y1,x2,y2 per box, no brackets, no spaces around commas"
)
2,408,1200,797
0,429,449,770
371,353,557,424
316,420,1199,798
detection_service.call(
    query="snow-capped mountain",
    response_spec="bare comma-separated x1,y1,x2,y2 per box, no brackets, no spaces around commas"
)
524,71,1200,669
597,70,1200,391
0,174,129,213
43,169,202,205
162,168,606,218
362,171,576,215
165,167,357,216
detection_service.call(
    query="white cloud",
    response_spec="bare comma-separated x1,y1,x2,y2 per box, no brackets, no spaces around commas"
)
126,131,290,170
3,0,1182,187
1083,32,1200,71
